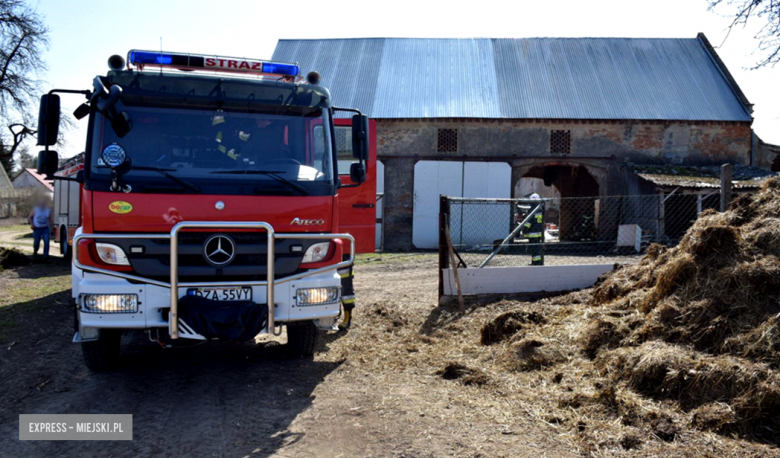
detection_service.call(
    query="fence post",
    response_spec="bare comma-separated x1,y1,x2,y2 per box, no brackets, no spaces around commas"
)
444,217,464,308
720,164,732,212
438,194,449,301
656,192,665,242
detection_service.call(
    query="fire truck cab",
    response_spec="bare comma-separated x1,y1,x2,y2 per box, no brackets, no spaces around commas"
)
36,50,376,370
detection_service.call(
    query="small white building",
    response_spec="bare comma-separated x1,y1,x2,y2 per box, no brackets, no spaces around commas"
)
13,168,54,198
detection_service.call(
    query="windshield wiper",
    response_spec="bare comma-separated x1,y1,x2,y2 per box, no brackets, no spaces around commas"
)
209,170,308,195
132,166,201,193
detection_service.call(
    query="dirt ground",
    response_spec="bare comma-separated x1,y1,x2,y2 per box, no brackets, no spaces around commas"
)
0,255,574,458
0,226,38,254
0,254,777,457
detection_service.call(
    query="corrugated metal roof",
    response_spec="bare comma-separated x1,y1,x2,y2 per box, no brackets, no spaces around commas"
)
272,37,752,121
630,164,777,189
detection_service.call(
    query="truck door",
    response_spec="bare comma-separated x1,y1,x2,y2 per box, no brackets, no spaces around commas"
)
335,118,377,253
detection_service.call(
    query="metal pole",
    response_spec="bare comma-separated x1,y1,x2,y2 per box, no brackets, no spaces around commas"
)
479,204,540,268
170,227,179,339
266,230,275,333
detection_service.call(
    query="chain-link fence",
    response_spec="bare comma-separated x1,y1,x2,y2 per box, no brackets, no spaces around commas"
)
440,192,724,268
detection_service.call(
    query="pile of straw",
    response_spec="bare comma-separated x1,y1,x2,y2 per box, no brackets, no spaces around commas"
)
480,178,780,444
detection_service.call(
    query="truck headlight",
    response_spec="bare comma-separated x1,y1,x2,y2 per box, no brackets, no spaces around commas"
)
296,287,340,306
95,243,130,266
301,242,329,264
82,294,138,313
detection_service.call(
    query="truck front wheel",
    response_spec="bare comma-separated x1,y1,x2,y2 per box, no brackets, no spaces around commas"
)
81,330,122,371
60,230,72,263
286,321,318,357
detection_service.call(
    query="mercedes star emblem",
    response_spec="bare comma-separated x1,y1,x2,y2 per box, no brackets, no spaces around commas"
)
203,234,236,266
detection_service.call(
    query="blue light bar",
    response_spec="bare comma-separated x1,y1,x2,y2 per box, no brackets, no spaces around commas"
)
128,51,172,65
127,49,300,78
262,62,300,77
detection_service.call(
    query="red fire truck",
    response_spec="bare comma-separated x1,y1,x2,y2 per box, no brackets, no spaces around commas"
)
37,50,376,370
52,154,84,259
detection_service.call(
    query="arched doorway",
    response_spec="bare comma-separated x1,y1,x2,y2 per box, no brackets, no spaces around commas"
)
516,164,601,199
514,163,604,241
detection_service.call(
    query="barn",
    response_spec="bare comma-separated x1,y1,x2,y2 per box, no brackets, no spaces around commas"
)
273,34,777,251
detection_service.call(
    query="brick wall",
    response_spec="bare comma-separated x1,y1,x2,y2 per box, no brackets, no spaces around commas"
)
376,119,752,250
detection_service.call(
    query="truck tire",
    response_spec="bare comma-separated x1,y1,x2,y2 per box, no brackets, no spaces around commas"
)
286,321,318,357
60,231,72,263
82,330,122,371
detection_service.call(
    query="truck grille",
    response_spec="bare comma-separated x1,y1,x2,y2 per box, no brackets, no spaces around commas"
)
95,232,319,282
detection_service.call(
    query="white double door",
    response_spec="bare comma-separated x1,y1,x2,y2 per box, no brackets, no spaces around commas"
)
412,161,511,249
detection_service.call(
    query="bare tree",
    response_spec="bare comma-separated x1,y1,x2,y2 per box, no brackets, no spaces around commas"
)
0,0,47,117
709,0,780,68
15,143,34,171
0,0,47,176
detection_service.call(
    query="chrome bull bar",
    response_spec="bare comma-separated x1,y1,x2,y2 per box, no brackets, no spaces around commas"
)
73,221,355,339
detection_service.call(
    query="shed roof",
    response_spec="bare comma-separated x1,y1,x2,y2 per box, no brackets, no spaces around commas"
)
272,35,752,122
631,164,778,190
14,168,54,192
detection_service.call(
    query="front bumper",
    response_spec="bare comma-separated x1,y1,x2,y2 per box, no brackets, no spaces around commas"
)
72,221,353,340
74,270,341,333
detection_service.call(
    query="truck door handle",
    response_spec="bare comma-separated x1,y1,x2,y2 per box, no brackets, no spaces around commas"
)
353,203,375,208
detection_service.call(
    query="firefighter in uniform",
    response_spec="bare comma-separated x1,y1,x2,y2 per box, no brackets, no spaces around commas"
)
338,263,355,329
211,114,270,162
521,193,545,266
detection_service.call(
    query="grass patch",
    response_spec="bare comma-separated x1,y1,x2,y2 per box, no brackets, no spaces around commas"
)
0,265,71,309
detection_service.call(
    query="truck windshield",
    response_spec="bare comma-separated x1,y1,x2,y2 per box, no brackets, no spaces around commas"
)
89,102,334,194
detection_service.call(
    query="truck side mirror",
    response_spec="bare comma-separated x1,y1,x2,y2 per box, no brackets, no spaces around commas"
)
37,150,59,178
349,162,366,184
351,114,369,161
37,94,61,146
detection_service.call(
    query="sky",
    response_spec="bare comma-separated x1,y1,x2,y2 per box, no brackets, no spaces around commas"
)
32,0,780,158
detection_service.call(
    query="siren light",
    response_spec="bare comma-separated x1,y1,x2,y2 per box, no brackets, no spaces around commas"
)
127,50,301,78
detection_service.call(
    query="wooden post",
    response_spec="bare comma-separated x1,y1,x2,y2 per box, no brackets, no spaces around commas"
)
720,164,733,212
438,195,449,301
445,219,464,309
